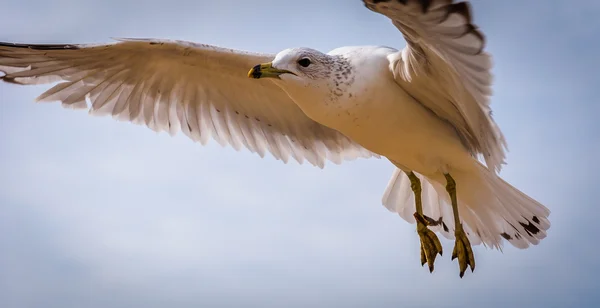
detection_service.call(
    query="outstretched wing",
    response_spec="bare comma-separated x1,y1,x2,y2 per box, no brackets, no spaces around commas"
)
364,0,507,172
0,38,377,167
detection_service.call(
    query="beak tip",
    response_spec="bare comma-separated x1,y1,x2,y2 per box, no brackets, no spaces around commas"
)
248,64,262,79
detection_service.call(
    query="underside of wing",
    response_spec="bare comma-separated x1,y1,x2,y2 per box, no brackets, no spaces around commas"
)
0,38,377,167
364,0,507,172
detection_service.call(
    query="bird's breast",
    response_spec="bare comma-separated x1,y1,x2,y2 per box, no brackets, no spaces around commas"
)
316,84,471,174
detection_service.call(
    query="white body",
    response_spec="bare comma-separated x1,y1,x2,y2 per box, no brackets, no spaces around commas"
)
273,46,549,249
279,46,472,175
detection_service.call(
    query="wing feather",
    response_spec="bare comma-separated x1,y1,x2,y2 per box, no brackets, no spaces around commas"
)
0,38,377,167
364,0,507,172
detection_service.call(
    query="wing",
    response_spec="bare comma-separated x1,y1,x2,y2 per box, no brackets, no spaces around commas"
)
0,38,377,168
364,0,507,172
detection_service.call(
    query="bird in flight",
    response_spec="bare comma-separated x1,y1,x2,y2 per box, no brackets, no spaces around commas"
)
0,0,550,278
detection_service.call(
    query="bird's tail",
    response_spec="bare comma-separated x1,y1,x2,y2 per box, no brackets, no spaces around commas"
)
382,163,550,249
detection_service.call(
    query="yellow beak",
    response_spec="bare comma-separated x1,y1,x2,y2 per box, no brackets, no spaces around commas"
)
248,62,294,79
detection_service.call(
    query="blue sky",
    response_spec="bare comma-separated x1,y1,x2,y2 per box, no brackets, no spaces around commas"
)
0,0,598,307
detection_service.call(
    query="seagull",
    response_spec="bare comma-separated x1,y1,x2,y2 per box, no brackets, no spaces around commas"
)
0,0,550,277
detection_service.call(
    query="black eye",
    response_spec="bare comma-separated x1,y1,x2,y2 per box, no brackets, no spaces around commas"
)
298,58,311,67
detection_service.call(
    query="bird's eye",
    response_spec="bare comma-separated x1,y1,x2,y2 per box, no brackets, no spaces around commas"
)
298,58,311,67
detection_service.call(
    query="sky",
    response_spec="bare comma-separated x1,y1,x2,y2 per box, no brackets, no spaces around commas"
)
0,0,598,307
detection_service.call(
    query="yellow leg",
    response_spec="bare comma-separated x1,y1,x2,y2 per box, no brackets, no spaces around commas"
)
406,171,442,272
444,173,475,278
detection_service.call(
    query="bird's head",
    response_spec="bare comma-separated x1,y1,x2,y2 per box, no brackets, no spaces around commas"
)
248,47,335,86
248,47,355,118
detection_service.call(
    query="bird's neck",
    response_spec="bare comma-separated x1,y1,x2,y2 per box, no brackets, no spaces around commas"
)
280,76,357,125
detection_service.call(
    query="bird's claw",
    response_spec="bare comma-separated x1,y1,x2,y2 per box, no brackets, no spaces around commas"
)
452,224,475,278
415,212,443,273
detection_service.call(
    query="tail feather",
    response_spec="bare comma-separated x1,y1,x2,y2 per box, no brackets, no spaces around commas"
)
382,168,416,223
382,163,550,249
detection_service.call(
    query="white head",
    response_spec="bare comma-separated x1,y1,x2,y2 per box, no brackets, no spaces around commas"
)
249,48,341,82
248,48,355,114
